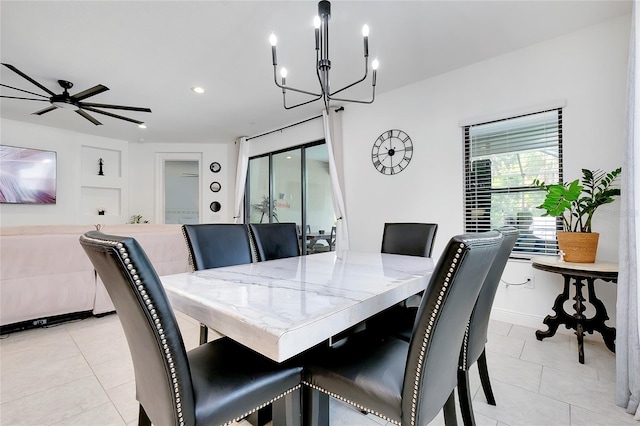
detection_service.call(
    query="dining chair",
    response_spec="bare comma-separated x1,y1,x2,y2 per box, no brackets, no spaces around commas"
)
368,222,438,334
302,230,503,426
249,223,300,261
182,223,253,344
381,222,438,257
80,230,303,426
182,223,253,270
457,226,519,426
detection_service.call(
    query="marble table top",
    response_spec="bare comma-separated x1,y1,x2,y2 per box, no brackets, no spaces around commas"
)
161,250,434,362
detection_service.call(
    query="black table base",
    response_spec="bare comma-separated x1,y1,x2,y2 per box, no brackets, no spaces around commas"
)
534,271,616,364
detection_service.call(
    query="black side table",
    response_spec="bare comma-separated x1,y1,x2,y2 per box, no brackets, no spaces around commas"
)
531,256,617,364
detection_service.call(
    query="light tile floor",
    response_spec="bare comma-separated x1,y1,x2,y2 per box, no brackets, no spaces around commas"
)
0,312,635,426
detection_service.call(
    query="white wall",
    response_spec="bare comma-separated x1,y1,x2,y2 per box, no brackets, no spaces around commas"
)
340,15,630,328
128,140,233,224
0,119,129,226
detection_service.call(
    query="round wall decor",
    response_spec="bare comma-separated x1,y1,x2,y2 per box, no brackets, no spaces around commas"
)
371,129,413,175
210,201,221,212
210,181,221,192
209,162,221,173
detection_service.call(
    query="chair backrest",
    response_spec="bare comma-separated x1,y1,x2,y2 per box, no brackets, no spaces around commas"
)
249,223,300,261
463,226,519,368
402,230,502,425
80,231,195,426
182,223,252,270
381,222,438,257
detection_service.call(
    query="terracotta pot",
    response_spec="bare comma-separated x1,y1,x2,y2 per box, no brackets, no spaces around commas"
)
556,231,599,263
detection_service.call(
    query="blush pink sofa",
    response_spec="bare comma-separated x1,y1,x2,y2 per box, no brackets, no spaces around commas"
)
0,224,189,330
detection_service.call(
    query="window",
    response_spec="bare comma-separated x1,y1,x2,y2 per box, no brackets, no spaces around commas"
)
463,108,563,258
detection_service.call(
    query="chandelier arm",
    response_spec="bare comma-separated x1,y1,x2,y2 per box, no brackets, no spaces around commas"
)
273,66,322,97
329,85,376,104
329,57,369,97
283,93,324,110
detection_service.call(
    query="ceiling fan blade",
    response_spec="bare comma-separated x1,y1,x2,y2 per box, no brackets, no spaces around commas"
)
1,63,56,96
32,105,58,115
76,109,102,125
82,106,143,125
80,102,151,113
0,83,49,98
0,95,50,101
72,84,109,101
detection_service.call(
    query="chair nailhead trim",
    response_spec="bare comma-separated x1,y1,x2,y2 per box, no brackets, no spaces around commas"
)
181,227,197,272
459,322,470,371
221,384,302,426
302,382,400,426
81,234,186,426
409,242,465,426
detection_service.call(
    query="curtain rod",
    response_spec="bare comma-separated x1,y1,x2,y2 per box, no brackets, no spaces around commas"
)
246,107,344,141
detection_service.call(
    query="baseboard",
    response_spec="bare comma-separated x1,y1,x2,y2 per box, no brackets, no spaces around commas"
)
0,311,94,335
490,308,544,329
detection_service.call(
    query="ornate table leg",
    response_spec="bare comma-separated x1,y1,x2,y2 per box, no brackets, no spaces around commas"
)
536,275,575,340
583,278,616,353
573,277,586,364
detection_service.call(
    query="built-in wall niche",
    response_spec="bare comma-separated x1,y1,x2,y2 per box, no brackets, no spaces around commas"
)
81,146,121,178
81,187,121,216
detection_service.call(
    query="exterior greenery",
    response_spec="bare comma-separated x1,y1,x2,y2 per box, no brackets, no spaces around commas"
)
533,168,622,233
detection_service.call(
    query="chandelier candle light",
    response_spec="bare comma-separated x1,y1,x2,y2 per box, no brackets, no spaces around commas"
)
270,0,378,111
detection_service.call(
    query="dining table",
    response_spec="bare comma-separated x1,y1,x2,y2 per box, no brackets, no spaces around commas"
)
160,250,435,362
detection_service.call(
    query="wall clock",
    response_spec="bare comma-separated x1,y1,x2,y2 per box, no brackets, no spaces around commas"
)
210,181,221,192
371,129,413,175
209,162,221,173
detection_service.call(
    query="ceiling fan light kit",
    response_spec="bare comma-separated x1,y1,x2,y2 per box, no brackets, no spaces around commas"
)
0,63,152,126
269,0,378,111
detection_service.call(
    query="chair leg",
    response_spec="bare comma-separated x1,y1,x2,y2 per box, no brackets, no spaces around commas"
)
443,390,458,426
303,386,329,426
138,404,151,426
477,349,496,406
457,369,476,426
272,386,302,426
199,323,208,345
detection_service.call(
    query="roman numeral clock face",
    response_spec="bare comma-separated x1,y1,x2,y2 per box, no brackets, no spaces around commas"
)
371,129,413,175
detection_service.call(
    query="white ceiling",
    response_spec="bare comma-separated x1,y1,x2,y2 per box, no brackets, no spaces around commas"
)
0,1,631,145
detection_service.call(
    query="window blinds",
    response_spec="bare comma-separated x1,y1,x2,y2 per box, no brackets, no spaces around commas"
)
464,108,563,258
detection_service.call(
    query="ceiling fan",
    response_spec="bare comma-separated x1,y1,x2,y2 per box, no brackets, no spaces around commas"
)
0,63,151,126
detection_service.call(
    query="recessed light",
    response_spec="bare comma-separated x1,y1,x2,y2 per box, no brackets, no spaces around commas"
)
192,87,205,94
138,124,147,129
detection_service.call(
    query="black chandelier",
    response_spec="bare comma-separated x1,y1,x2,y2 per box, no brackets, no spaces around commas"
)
270,0,378,111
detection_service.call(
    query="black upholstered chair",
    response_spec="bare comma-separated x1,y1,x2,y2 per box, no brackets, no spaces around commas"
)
249,223,300,261
182,223,254,344
80,231,302,426
381,222,438,257
303,230,503,426
457,226,519,426
368,223,438,334
182,223,252,270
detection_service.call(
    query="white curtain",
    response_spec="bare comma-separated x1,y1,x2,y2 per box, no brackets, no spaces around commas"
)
617,2,640,421
233,137,249,224
322,109,350,250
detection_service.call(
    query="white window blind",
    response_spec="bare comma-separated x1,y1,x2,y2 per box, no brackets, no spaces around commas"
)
463,108,563,258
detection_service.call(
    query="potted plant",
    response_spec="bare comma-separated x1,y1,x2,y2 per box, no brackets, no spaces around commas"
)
532,167,621,262
251,196,278,223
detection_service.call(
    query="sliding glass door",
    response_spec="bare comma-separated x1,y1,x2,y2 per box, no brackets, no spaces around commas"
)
245,141,335,254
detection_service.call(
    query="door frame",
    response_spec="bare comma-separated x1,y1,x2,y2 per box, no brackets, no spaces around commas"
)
155,153,202,224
